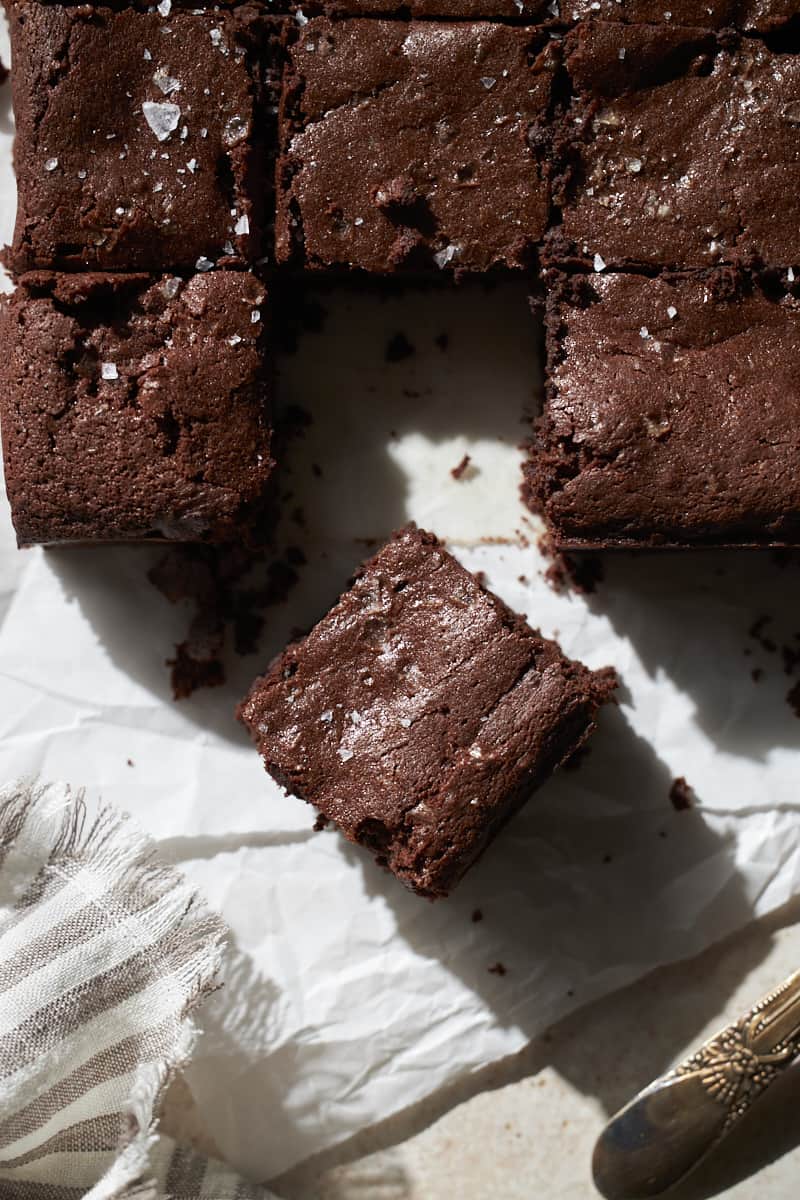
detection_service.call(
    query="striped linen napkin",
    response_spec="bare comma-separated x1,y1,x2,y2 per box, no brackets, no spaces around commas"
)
0,781,276,1200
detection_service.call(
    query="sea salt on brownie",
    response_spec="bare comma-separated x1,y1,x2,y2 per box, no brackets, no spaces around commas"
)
5,1,277,273
526,268,800,549
0,270,273,545
239,526,615,897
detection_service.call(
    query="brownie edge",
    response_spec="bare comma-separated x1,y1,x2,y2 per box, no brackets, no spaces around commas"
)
239,526,616,897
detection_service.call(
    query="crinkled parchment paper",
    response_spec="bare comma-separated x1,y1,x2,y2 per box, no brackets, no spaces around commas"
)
2,16,800,1183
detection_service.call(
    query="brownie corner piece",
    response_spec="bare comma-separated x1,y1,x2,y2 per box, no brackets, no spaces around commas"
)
239,525,615,897
0,269,273,546
6,1,280,273
526,267,800,549
276,17,556,273
556,20,800,270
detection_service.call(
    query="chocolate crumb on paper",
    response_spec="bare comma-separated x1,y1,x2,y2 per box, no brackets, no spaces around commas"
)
488,962,507,976
385,331,415,362
453,451,472,480
749,614,777,654
471,908,483,923
669,776,694,811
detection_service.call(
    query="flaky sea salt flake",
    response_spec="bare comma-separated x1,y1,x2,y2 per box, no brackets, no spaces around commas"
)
195,256,214,271
162,276,182,299
101,362,118,380
44,157,59,172
480,77,496,90
153,67,181,95
142,101,181,142
434,243,458,269
234,213,250,235
187,158,197,173
157,0,171,16
593,253,606,272
639,326,650,339
667,305,677,319
251,309,260,324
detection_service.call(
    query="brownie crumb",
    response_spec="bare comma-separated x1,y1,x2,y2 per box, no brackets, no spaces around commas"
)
782,638,800,676
752,667,764,682
126,759,134,768
0,59,7,87
749,615,777,653
169,643,226,701
669,776,695,811
150,542,302,699
313,813,330,832
385,331,415,362
518,574,528,584
788,680,800,718
435,332,449,351
473,570,487,588
488,962,507,976
451,454,472,481
539,531,602,595
471,908,484,923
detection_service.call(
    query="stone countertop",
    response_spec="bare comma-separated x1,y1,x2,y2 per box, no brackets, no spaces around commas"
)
164,898,800,1199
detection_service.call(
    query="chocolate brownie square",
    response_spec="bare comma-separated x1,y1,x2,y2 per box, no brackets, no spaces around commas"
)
276,18,556,273
0,270,273,545
239,526,615,897
553,22,800,270
563,0,795,31
5,1,278,273
296,0,550,17
526,268,800,549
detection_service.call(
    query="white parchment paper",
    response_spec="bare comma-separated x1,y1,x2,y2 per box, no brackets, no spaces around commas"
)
2,15,800,1184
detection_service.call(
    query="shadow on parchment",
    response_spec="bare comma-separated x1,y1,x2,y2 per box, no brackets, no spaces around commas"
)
582,549,800,765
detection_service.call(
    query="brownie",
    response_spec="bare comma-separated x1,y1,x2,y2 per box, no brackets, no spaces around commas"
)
239,525,615,897
563,0,796,30
294,0,550,17
526,268,800,549
5,1,278,274
276,18,556,273
552,22,800,270
0,270,274,546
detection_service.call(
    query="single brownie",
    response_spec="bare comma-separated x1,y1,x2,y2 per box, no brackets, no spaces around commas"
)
5,1,278,273
526,268,800,549
552,22,800,270
276,19,556,273
0,270,273,545
563,0,796,30
239,525,615,897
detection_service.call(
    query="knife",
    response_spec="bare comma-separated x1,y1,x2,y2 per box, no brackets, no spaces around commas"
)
592,967,800,1198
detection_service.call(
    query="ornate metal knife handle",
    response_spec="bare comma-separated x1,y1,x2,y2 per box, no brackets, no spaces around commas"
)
592,967,800,1199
